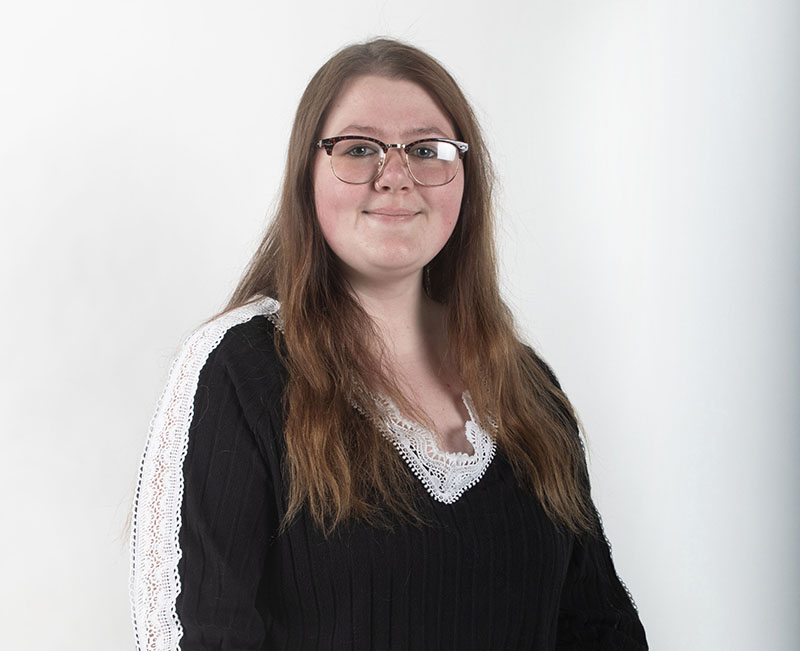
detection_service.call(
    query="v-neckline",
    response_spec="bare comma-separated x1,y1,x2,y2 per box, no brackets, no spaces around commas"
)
373,391,497,504
258,298,497,504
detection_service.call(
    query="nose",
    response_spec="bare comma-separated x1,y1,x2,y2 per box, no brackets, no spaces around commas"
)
373,148,412,191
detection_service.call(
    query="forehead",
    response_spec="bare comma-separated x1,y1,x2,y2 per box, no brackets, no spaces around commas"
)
321,75,456,140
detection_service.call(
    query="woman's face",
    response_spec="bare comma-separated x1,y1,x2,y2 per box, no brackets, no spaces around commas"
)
313,75,464,291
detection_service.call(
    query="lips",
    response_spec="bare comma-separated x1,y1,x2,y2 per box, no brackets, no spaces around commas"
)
364,207,419,217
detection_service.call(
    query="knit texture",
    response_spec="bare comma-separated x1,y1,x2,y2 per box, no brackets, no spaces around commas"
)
131,302,648,650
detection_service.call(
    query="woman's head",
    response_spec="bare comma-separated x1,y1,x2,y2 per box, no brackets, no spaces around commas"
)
280,38,495,302
312,74,465,291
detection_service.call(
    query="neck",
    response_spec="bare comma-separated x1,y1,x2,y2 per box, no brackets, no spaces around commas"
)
348,270,445,364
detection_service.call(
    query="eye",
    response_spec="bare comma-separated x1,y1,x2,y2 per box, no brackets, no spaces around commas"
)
409,143,438,159
343,142,380,157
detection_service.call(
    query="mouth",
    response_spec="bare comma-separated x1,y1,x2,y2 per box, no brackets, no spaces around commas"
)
363,207,420,218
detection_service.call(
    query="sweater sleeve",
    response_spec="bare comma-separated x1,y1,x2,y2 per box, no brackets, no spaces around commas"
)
528,349,648,648
555,511,648,649
173,344,277,649
130,305,282,651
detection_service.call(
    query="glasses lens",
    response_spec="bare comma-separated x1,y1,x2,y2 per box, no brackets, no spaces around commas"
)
406,140,460,186
330,139,383,183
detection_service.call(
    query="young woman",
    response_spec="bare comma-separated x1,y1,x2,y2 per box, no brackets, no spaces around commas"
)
130,38,648,650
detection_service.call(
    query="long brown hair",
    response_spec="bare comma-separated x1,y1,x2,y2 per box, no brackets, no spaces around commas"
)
227,38,595,535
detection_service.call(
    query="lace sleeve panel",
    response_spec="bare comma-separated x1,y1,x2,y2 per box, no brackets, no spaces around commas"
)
128,297,280,651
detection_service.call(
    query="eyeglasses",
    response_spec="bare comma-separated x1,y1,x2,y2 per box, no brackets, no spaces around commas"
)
316,135,469,187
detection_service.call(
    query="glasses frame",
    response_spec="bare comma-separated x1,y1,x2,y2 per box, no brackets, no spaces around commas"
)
315,135,469,187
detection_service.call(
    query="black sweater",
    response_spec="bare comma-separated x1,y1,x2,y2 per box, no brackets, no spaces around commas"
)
130,298,647,650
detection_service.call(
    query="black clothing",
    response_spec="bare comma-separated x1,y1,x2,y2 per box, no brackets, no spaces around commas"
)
132,304,647,650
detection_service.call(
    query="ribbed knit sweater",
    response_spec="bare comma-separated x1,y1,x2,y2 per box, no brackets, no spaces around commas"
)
130,297,648,650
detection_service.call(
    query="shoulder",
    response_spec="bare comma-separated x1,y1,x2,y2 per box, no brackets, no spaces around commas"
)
149,296,285,442
190,295,282,354
521,343,563,390
187,296,286,411
201,297,283,364
182,296,283,375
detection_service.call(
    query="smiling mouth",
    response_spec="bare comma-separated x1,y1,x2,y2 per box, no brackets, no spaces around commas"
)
364,208,419,218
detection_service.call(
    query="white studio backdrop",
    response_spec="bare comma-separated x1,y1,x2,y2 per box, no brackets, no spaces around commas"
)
1,1,798,649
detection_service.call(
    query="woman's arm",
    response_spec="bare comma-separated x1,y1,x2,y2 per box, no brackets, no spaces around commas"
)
529,349,648,648
130,307,281,651
556,511,648,650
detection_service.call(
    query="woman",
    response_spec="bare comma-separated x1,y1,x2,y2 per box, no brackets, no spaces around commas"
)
130,38,648,650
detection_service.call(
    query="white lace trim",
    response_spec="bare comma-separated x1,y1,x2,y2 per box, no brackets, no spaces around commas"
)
128,296,280,651
130,295,493,648
373,392,497,504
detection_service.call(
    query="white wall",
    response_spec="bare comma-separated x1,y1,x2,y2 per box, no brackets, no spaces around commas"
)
1,1,797,649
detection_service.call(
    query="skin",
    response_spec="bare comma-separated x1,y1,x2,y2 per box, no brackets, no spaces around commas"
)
313,74,464,296
313,75,473,454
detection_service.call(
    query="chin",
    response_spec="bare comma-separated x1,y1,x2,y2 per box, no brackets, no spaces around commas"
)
351,257,424,282
365,246,424,270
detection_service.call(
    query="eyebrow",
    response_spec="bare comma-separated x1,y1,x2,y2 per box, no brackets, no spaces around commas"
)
336,124,452,140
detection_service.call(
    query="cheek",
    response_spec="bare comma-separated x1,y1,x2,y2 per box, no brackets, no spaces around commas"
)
313,158,363,252
313,159,343,231
313,156,335,219
438,177,465,238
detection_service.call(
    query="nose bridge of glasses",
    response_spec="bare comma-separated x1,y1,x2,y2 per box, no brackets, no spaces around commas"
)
377,143,410,174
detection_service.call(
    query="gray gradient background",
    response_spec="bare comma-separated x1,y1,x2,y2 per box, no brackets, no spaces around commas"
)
1,1,798,649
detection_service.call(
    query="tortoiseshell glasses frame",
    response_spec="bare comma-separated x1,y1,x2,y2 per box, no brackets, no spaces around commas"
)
315,135,469,187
